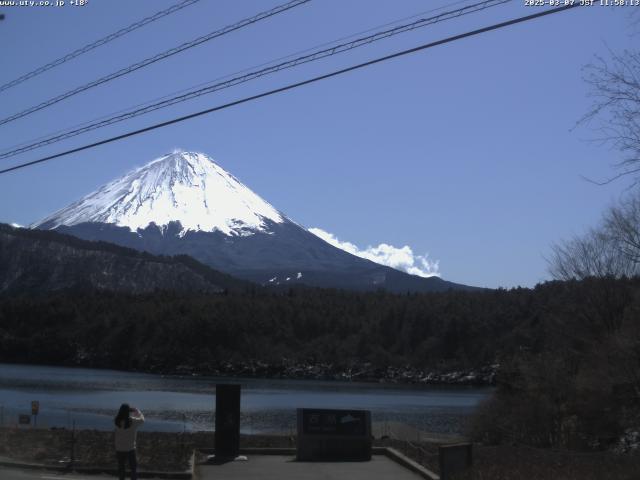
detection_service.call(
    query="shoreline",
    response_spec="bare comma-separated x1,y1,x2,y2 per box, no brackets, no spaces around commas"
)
1,360,499,387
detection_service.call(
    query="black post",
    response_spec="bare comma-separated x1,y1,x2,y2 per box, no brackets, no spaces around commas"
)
69,420,76,469
214,384,241,458
439,443,473,480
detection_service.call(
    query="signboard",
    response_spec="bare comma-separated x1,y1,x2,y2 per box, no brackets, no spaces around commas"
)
301,409,367,436
18,414,31,425
31,401,39,416
297,408,372,461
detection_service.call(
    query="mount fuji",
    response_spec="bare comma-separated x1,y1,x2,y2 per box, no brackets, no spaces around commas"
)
34,151,472,292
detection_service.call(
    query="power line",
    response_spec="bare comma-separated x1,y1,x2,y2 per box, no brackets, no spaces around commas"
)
0,3,580,177
0,0,480,157
0,0,510,160
0,0,202,93
0,0,310,127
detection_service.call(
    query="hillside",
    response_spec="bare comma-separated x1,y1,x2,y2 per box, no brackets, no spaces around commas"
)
0,223,253,294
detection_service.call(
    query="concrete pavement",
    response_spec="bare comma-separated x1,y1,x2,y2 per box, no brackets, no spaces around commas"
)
0,467,114,480
196,455,426,480
1,453,433,480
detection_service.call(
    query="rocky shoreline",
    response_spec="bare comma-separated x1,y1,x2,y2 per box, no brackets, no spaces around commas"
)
6,359,499,386
151,361,499,386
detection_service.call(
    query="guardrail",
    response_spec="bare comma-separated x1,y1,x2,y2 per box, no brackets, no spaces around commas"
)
378,423,440,473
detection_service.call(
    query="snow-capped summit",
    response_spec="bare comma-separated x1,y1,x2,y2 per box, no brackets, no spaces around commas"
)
34,151,285,236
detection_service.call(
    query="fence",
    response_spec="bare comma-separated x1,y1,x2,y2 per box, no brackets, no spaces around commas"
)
377,419,441,473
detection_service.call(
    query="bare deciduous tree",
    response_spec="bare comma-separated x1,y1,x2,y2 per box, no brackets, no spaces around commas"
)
549,193,640,281
604,192,640,263
581,49,640,183
548,228,632,280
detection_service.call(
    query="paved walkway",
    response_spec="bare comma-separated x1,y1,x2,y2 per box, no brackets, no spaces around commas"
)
197,455,425,480
1,454,429,480
0,467,114,480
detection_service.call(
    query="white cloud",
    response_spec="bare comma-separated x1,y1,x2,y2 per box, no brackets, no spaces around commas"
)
309,227,440,278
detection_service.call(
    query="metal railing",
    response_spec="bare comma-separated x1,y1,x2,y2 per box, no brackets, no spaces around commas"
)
377,420,440,472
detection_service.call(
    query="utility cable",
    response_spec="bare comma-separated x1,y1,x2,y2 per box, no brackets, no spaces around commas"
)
0,0,310,127
0,0,510,159
0,0,479,156
0,3,581,176
0,0,202,93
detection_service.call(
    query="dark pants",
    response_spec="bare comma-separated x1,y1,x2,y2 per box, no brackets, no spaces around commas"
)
117,450,137,480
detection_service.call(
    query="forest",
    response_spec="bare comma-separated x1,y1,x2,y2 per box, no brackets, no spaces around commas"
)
1,275,639,449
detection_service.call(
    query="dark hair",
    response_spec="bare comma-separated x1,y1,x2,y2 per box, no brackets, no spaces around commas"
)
115,403,131,429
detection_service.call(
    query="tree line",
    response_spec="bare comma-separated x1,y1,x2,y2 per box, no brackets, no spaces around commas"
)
1,275,639,452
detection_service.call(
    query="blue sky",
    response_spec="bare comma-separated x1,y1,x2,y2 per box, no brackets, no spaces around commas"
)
0,0,636,288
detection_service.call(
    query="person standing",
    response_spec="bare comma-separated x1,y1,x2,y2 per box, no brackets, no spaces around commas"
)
114,403,145,480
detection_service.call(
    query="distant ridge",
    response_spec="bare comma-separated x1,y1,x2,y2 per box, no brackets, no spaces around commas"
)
0,223,252,294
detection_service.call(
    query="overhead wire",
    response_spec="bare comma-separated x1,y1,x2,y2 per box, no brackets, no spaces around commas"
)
0,0,511,160
0,3,582,176
0,0,480,156
0,0,202,93
0,0,311,127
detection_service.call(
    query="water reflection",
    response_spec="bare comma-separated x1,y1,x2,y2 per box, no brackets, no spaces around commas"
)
0,363,491,434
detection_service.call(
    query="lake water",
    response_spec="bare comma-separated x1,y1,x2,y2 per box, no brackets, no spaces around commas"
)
0,363,492,435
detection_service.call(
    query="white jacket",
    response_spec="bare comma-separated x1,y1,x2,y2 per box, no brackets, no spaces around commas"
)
114,411,145,452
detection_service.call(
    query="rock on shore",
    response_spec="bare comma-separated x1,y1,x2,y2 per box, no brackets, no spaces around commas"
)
161,361,499,386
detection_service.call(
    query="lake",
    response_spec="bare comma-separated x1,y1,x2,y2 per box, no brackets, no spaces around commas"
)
0,363,492,436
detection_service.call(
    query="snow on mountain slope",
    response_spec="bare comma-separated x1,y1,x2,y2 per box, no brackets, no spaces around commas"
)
34,151,285,236
31,150,477,292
